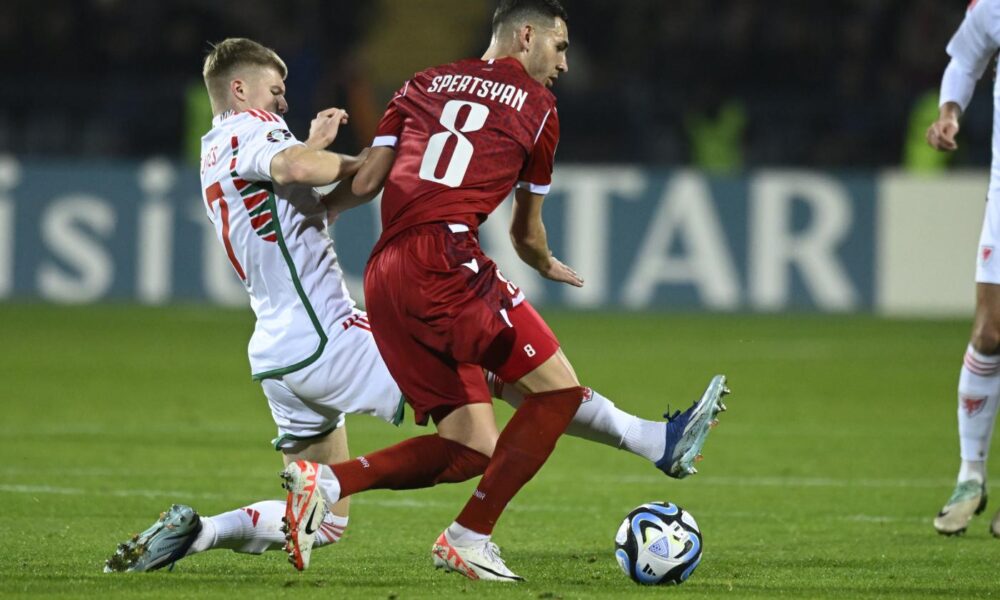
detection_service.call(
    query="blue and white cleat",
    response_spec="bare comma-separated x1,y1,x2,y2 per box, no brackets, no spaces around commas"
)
655,375,730,479
104,504,202,572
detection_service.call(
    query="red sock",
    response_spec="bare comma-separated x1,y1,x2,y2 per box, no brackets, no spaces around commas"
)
331,434,489,497
455,386,585,535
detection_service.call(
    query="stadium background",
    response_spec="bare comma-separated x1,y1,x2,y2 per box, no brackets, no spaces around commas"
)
0,0,987,315
5,1,1000,597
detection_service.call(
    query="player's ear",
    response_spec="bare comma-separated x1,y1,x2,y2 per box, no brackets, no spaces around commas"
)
231,78,247,102
518,24,533,52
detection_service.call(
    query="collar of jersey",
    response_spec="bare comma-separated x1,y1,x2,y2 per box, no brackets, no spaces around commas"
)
212,109,238,127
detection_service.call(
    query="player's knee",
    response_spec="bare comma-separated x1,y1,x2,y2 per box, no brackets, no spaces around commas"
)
459,430,497,458
970,324,1000,355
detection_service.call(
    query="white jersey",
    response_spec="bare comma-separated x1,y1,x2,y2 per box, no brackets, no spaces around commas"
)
946,0,1000,198
199,109,356,379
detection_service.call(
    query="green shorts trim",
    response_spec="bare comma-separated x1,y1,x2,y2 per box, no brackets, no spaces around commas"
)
270,397,405,450
271,427,337,451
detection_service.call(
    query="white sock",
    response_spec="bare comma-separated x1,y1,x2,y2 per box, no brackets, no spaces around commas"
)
188,500,286,555
487,372,654,458
958,345,1000,477
315,513,349,546
187,501,348,555
959,460,987,484
316,464,342,504
621,417,667,463
446,521,489,545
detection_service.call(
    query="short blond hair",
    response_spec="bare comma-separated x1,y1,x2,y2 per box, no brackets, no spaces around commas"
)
202,38,287,104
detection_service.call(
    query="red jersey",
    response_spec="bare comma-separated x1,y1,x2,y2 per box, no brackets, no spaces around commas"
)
369,56,559,255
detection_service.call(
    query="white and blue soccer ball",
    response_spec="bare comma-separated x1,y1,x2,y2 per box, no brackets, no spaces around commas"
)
614,501,702,585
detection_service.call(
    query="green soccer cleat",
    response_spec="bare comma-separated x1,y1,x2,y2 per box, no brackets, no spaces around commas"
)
104,504,202,572
934,480,987,536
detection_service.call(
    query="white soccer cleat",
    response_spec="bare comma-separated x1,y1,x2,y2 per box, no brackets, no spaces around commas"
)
431,529,524,582
280,460,327,571
934,480,987,536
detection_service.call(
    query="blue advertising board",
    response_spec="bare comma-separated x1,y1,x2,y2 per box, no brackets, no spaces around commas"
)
0,158,878,311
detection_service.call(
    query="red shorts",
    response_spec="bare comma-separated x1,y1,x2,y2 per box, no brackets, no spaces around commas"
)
363,223,560,425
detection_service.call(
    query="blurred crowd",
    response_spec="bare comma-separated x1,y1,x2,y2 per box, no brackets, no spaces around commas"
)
1,0,987,169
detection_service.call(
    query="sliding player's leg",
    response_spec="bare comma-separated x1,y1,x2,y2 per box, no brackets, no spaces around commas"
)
103,426,352,573
106,319,402,573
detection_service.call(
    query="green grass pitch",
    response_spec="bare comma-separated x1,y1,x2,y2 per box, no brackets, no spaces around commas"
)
3,303,1000,598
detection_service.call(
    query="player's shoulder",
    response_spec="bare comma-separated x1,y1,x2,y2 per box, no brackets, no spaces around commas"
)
969,0,1000,18
406,58,475,89
210,109,287,131
223,110,294,143
423,57,556,110
492,57,557,108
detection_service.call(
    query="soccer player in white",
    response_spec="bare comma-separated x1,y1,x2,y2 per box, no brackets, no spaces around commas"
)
928,0,1000,537
105,37,727,573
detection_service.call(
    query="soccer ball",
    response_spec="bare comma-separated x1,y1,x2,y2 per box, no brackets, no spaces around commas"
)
614,501,702,585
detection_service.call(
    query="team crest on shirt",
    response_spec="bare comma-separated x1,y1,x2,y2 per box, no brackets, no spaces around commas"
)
266,128,293,143
962,395,988,417
982,246,994,265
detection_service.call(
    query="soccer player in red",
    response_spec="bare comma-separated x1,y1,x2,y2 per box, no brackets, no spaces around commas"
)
281,0,729,581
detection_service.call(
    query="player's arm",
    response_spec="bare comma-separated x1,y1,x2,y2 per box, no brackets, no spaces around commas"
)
270,108,364,186
317,147,394,218
319,142,397,218
509,107,581,286
339,92,404,200
351,146,397,197
510,188,583,287
928,0,1000,151
271,146,363,186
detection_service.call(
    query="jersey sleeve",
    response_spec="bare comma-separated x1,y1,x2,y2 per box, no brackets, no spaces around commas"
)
516,108,560,195
372,83,410,148
234,112,304,182
946,0,1000,80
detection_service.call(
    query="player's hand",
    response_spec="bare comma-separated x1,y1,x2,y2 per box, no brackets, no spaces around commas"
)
926,115,960,152
306,108,350,150
538,256,584,287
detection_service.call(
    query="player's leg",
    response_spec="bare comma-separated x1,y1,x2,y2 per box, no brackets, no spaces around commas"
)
184,427,351,565
104,375,356,573
936,282,1000,535
487,371,724,469
451,302,726,541
280,294,498,570
299,363,497,508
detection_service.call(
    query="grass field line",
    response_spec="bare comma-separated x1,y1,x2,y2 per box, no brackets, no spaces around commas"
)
0,484,233,500
609,474,955,489
0,468,956,490
0,483,930,524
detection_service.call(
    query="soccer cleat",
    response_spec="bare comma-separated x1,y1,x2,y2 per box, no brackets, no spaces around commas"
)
431,529,524,582
655,374,730,479
280,460,327,571
933,480,987,535
103,504,202,572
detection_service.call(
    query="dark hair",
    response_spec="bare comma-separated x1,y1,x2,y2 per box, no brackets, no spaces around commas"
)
492,0,568,34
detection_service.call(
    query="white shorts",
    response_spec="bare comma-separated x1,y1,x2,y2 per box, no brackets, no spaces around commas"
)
261,312,404,450
977,196,1000,284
